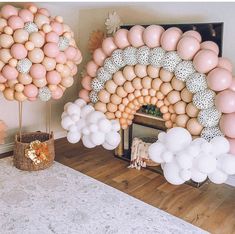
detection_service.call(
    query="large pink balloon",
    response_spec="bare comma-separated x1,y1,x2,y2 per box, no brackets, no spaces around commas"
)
217,57,233,72
2,65,18,80
114,29,130,49
46,70,61,85
229,78,235,92
220,113,235,138
43,42,59,58
1,5,18,19
201,41,219,55
207,68,232,91
93,48,106,66
227,138,235,155
81,75,92,91
102,37,117,56
19,9,34,22
86,60,98,77
10,43,27,59
30,64,46,79
128,25,145,47
160,27,182,51
215,90,235,113
8,16,24,30
24,84,38,98
50,21,63,35
182,30,202,42
177,36,200,60
143,25,165,48
78,89,90,102
193,49,218,73
65,46,77,60
51,86,63,99
45,31,59,43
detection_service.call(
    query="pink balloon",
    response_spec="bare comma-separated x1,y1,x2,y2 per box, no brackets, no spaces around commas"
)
2,65,18,80
51,86,63,100
78,89,90,102
102,37,117,56
160,27,183,51
10,43,27,59
46,70,61,85
30,64,46,79
45,31,59,43
217,57,233,72
50,21,63,35
177,36,200,60
215,90,235,113
114,29,130,49
207,68,232,91
128,25,145,47
193,49,218,74
0,73,7,83
143,25,165,48
220,113,235,138
43,43,60,58
8,16,24,30
182,30,202,42
93,48,106,66
56,52,67,64
24,84,38,98
18,9,34,22
227,138,235,155
71,65,78,76
86,60,98,77
1,5,18,19
201,41,219,55
65,46,77,60
229,78,235,92
81,75,92,91
38,8,50,17
74,49,82,63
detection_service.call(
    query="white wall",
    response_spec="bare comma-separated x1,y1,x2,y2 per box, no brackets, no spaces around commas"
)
1,2,235,153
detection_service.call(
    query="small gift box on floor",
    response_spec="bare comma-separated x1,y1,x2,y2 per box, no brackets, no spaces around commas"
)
129,137,159,170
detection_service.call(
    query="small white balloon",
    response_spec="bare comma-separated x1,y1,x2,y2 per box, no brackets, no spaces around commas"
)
98,118,112,133
87,111,106,124
221,154,235,175
191,168,207,183
176,151,193,169
192,138,207,146
90,131,105,145
179,169,191,181
67,103,81,117
69,125,77,132
196,154,217,174
102,141,117,150
81,105,94,119
61,116,74,130
76,119,86,131
82,127,90,135
89,124,98,133
71,113,80,122
75,98,86,108
82,135,96,148
163,163,185,185
161,151,173,163
186,144,200,158
67,131,81,144
110,119,121,132
64,102,72,111
105,131,121,147
148,142,165,163
210,136,230,156
158,131,166,143
201,142,213,154
61,112,67,119
208,169,228,184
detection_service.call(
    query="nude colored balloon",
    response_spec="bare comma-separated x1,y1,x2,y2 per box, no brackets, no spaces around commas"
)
193,49,218,74
160,69,174,82
160,82,173,95
15,83,24,92
160,27,182,51
25,41,34,51
94,102,107,113
13,29,29,43
98,89,110,103
220,113,235,138
105,80,117,94
174,101,186,115
43,42,59,58
30,64,46,79
8,16,24,30
46,31,59,43
186,118,203,135
0,73,7,83
116,86,127,98
65,46,77,60
142,76,152,89
143,25,165,48
56,52,67,64
18,73,32,85
0,34,14,48
1,5,18,19
123,66,136,80
132,77,142,90
147,66,160,78
51,21,63,35
134,64,147,78
207,68,232,91
175,114,189,128
217,57,233,72
10,43,27,59
28,48,44,63
183,30,202,42
19,9,34,22
186,102,199,117
33,78,47,88
15,91,27,101
42,57,56,71
24,84,38,98
113,71,126,86
127,25,145,47
200,41,219,55
81,75,92,91
2,65,18,80
167,90,181,104
46,70,61,85
102,37,117,56
93,48,106,66
114,29,130,49
29,32,45,47
86,60,98,77
177,36,200,60
3,88,14,101
171,76,185,91
0,49,12,63
51,86,63,100
215,90,235,113
152,78,162,90
124,81,135,93
34,13,49,28
111,94,122,105
38,8,50,17
181,87,193,103
60,76,74,88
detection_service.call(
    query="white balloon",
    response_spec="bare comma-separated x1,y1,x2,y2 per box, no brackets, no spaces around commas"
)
221,154,235,175
163,163,185,185
71,113,80,122
67,131,81,144
75,98,86,108
158,131,166,143
210,136,230,156
61,112,67,119
176,151,193,169
201,142,213,154
82,127,90,135
89,124,98,133
148,142,165,163
161,151,173,163
87,111,105,124
161,163,165,170
191,168,207,183
196,155,217,174
105,131,121,147
69,125,77,132
64,102,72,111
67,103,81,117
81,105,94,119
76,119,86,131
90,131,105,145
61,116,74,130
102,141,117,150
208,169,228,184
82,135,96,148
110,119,121,132
98,118,112,133
179,169,191,181
192,138,207,146
165,127,192,152
186,144,200,158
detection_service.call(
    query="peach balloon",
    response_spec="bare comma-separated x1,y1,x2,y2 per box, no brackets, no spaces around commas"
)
50,21,63,35
128,93,135,101
143,25,165,48
46,31,59,43
42,57,56,71
0,34,14,48
114,29,130,49
217,57,233,72
171,76,185,91
207,68,232,91
30,64,46,79
144,95,151,104
65,46,77,60
29,32,45,47
142,76,152,89
134,90,141,97
81,75,92,91
123,66,136,81
2,65,18,80
159,69,173,82
160,27,182,51
106,112,115,120
0,73,7,83
200,41,219,55
51,86,63,100
13,29,29,43
98,89,110,103
38,8,50,17
60,76,74,88
1,5,18,19
193,49,218,74
94,102,107,113
174,101,186,114
19,9,34,22
182,30,202,42
18,73,32,85
134,64,147,78
113,71,126,86
3,88,14,100
132,77,143,90
15,83,24,92
167,90,181,104
116,86,127,98
93,48,106,66
34,13,49,28
15,91,27,101
8,16,24,30
181,87,193,103
105,80,117,94
160,105,168,114
111,94,122,105
177,36,200,60
186,118,203,135
0,49,12,63
175,114,189,128
10,43,27,59
43,42,59,58
149,88,156,97
102,37,117,56
186,102,199,117
156,91,164,100
4,26,13,35
150,96,158,105
147,65,160,78
107,103,118,113
165,120,173,129
127,25,145,47
119,103,126,111
33,78,47,88
24,84,38,98
7,79,18,88
86,60,98,77
25,41,34,51
46,70,61,85
0,18,7,31
56,52,67,64
124,81,135,93
28,48,44,63
152,78,162,90
160,82,173,95
78,89,89,102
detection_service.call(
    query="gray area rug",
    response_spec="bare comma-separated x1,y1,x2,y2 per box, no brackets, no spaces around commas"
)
0,157,208,234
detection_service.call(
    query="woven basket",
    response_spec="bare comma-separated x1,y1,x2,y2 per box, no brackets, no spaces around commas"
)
13,132,55,171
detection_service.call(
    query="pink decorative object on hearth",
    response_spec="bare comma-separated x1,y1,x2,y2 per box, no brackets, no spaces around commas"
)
0,120,7,144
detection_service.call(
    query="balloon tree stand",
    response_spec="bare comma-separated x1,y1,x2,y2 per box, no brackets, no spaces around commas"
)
114,113,207,188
